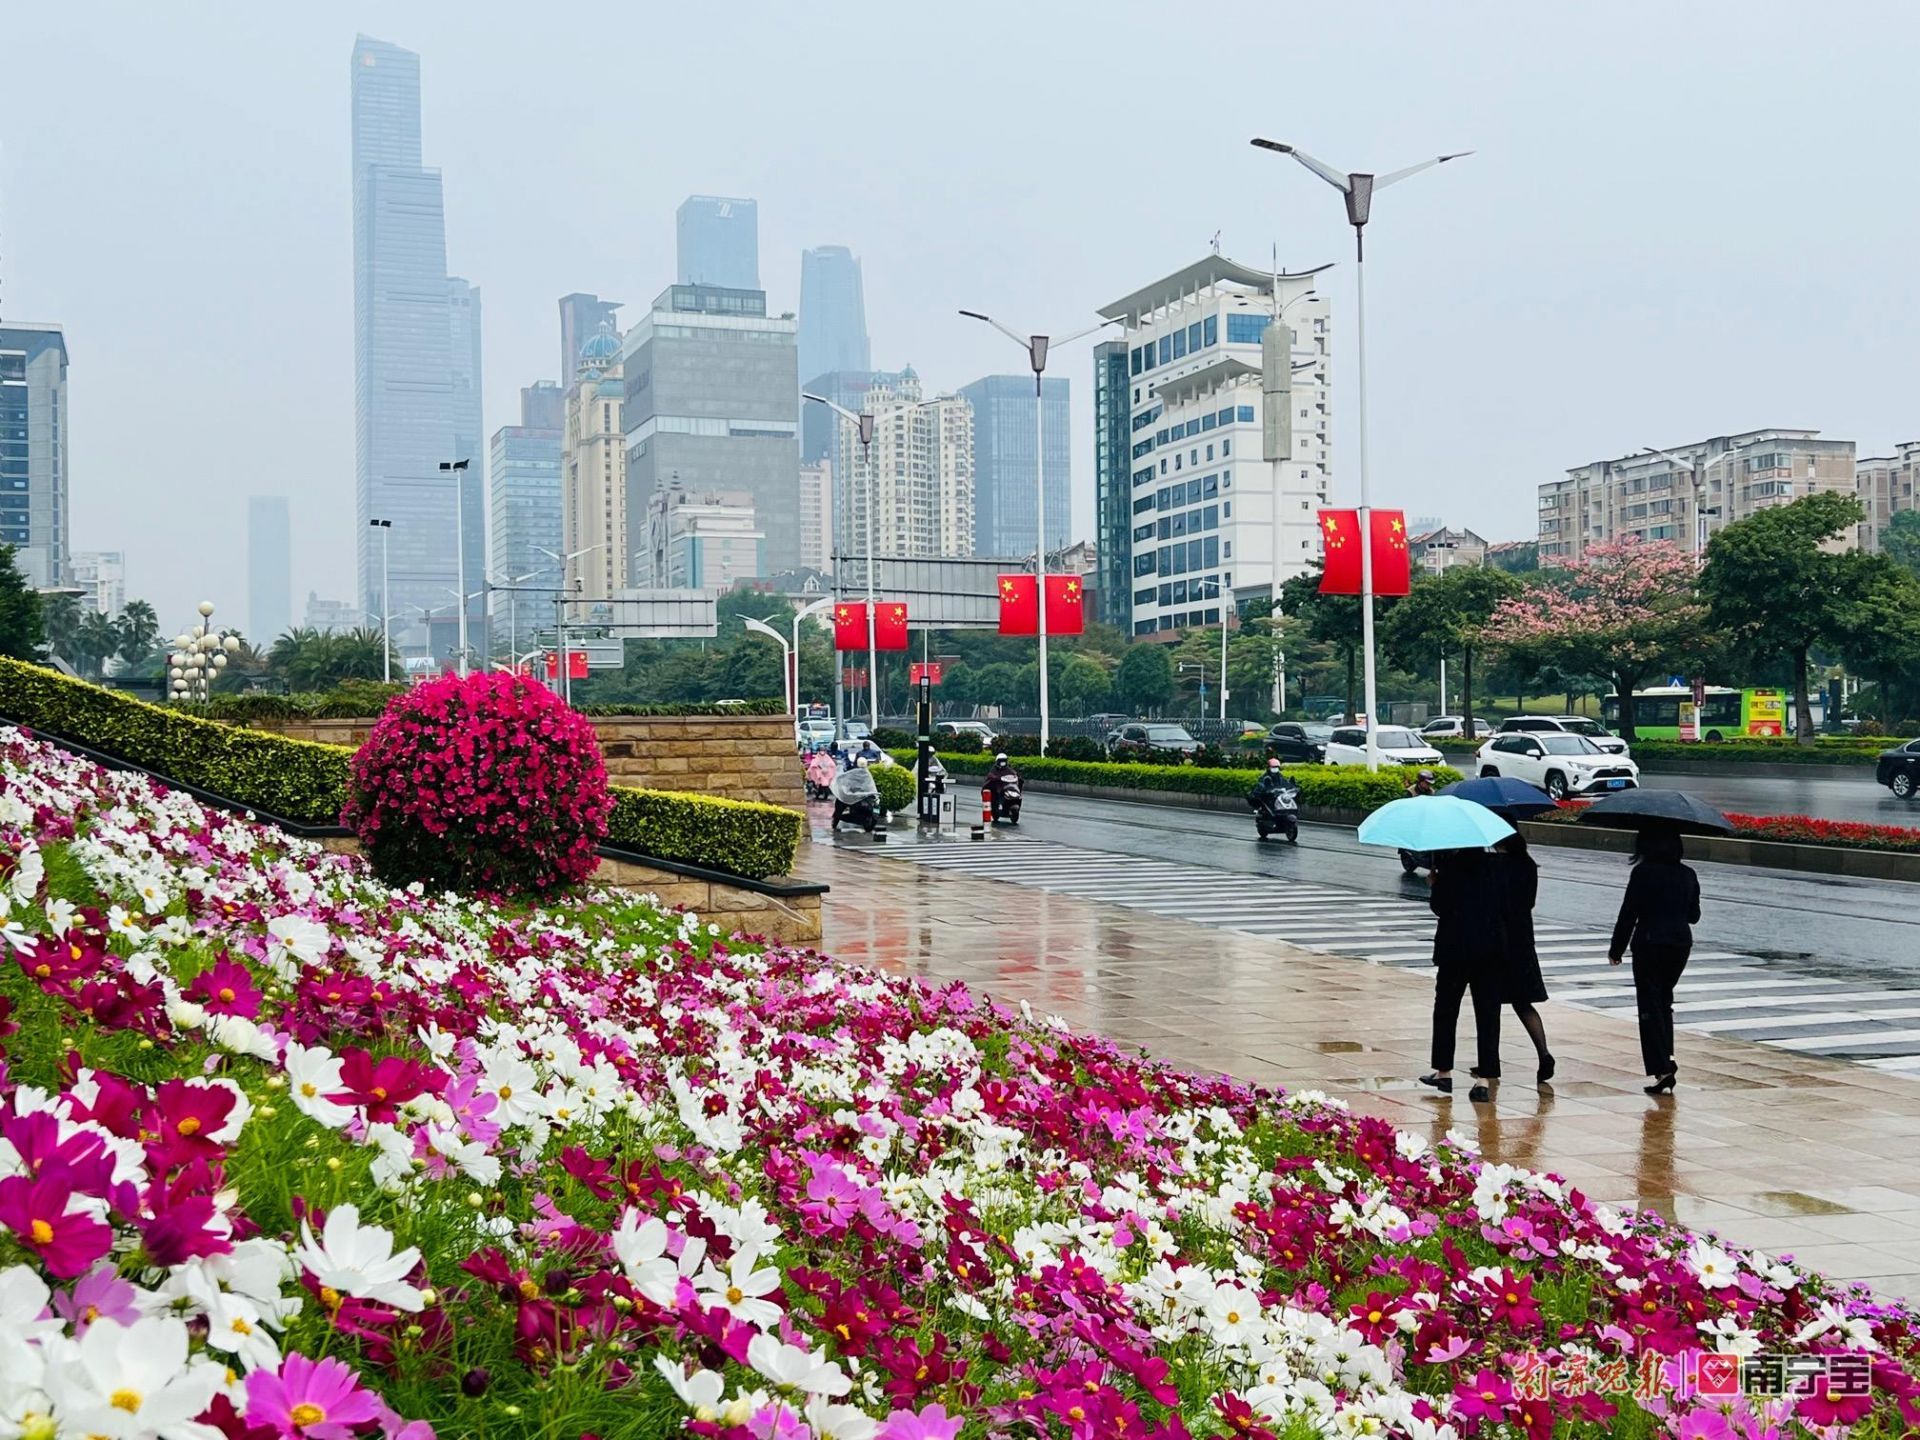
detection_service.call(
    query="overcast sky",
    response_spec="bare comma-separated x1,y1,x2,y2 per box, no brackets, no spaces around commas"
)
7,1,1919,629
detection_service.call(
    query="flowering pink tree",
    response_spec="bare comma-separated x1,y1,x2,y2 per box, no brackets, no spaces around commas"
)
1484,539,1705,739
342,671,612,893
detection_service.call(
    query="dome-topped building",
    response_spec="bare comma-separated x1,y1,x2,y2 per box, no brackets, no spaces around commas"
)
576,322,622,377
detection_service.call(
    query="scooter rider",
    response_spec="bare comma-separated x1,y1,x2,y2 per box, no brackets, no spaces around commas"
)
1248,758,1301,842
984,751,1022,822
829,757,881,831
1407,768,1438,797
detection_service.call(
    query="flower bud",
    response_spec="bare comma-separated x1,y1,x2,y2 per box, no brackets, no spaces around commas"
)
462,1368,491,1397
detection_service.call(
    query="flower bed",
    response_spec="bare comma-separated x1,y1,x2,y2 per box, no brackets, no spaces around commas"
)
1532,802,1920,855
2,724,1917,1439
1432,736,1894,767
910,751,1456,813
201,689,789,723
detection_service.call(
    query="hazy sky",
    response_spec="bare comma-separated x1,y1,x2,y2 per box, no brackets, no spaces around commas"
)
7,1,1919,630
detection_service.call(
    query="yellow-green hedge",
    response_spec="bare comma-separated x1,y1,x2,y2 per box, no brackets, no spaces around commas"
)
0,659,802,879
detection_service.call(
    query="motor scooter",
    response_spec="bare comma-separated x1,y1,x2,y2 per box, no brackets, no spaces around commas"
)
985,772,1022,824
1250,786,1299,842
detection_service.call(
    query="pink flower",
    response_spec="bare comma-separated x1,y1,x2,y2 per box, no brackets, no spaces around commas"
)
877,1405,964,1440
54,1265,142,1333
244,1352,383,1439
1452,1368,1514,1426
186,955,264,1018
0,1166,114,1277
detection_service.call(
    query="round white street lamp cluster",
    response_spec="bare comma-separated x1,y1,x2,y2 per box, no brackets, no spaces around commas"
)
168,601,241,703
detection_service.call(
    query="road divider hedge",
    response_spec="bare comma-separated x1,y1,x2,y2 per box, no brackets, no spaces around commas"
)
200,689,789,723
1,658,801,878
900,749,1454,812
1432,734,1894,766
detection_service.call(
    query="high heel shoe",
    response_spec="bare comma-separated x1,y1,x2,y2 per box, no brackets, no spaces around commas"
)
1644,1072,1676,1095
1537,1055,1556,1085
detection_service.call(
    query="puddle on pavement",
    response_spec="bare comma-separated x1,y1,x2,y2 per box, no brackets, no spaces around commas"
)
1751,1191,1854,1216
1313,1041,1369,1053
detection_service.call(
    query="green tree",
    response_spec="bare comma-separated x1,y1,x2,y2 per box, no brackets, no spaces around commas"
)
1381,567,1521,738
41,591,81,664
1058,654,1111,716
73,609,121,679
1832,553,1920,726
1700,491,1867,744
1883,510,1920,583
0,545,46,660
268,626,395,691
972,661,1020,712
1277,566,1398,722
117,599,161,668
1112,643,1174,716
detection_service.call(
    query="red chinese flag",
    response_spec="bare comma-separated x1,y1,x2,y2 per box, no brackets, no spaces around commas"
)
1370,509,1413,596
1318,509,1362,594
833,601,869,651
874,601,910,651
998,574,1038,636
1045,574,1086,636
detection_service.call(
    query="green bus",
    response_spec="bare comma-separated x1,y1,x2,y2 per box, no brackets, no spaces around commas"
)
1601,686,1787,742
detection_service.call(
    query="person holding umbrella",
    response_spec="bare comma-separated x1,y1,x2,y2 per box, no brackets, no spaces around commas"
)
1580,790,1726,1095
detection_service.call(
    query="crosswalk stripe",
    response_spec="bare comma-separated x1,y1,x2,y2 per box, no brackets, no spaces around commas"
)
834,830,1920,1074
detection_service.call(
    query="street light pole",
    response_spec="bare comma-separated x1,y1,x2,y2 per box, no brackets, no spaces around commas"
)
368,518,392,682
439,460,471,678
1643,445,1739,560
802,394,884,735
792,595,833,738
1266,279,1320,717
1252,139,1471,770
957,310,1119,754
535,543,601,704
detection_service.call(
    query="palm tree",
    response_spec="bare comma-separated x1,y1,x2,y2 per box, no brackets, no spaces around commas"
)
73,610,121,679
269,628,337,692
333,627,395,682
41,593,82,663
117,599,160,667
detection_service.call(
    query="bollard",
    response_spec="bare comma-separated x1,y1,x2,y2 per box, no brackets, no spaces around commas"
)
981,788,994,827
970,824,986,841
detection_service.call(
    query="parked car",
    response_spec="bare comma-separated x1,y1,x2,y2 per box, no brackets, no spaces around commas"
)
1420,715,1493,740
934,720,1000,748
1497,715,1631,758
1876,738,1920,799
797,718,835,751
1476,733,1640,799
838,720,872,745
1323,725,1446,768
1266,721,1333,763
1086,713,1132,731
1105,722,1201,759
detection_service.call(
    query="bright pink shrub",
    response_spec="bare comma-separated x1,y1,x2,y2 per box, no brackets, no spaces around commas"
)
341,672,611,894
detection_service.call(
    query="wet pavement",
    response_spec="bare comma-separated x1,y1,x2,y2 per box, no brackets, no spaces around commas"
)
796,830,1920,1300
1633,768,1917,827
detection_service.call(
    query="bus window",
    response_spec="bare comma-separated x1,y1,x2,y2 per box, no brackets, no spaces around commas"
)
1641,698,1681,728
1702,693,1740,725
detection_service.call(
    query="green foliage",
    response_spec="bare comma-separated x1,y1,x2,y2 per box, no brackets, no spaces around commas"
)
1381,567,1521,731
117,598,161,667
604,786,801,879
266,626,398,689
870,763,916,814
1057,653,1113,715
0,655,351,823
199,686,787,723
1884,509,1920,581
0,544,46,660
1112,643,1175,714
907,749,1454,811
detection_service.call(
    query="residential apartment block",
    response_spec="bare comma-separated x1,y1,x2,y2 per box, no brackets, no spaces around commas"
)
1539,429,1858,563
829,370,974,560
1097,255,1332,637
1857,441,1920,553
563,325,628,603
1409,526,1488,576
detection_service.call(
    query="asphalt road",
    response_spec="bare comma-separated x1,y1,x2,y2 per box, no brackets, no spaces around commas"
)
1002,791,1920,986
1631,768,1916,826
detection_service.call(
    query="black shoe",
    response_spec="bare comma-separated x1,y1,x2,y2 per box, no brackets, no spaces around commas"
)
1644,1072,1676,1095
1468,1084,1493,1103
1537,1055,1556,1085
1418,1072,1453,1095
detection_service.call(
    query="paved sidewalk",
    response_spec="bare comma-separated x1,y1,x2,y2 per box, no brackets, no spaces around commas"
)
796,836,1920,1301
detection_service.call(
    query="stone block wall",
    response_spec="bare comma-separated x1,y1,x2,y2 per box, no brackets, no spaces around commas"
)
252,714,803,811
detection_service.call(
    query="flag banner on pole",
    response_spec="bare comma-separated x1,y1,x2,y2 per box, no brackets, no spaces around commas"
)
1318,510,1362,594
544,651,588,680
1370,509,1413,596
1045,574,1086,636
909,662,943,686
874,601,910,651
997,574,1038,635
833,601,869,651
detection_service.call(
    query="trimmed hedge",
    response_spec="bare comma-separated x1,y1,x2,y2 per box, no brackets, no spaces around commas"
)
899,749,1455,813
604,788,800,879
1433,734,1898,767
0,658,801,879
871,764,916,815
200,689,789,723
0,657,352,824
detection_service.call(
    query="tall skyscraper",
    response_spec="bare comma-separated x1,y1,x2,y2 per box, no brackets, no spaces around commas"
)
488,390,563,648
1098,254,1333,637
622,284,799,576
797,460,832,575
557,294,621,387
519,381,564,433
676,196,759,289
831,370,974,560
246,498,292,642
564,326,628,603
1093,340,1133,631
958,374,1070,559
798,246,870,390
350,35,481,657
0,323,69,589
800,368,906,464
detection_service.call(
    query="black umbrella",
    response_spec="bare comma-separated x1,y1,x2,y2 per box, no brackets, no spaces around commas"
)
1440,775,1558,819
1574,788,1733,835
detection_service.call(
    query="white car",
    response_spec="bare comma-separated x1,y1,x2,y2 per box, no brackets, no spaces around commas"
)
1496,715,1631,759
797,719,835,751
1420,715,1493,740
1323,725,1447,767
1475,733,1640,799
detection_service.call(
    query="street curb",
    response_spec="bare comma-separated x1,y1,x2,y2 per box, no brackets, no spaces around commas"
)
1009,777,1920,885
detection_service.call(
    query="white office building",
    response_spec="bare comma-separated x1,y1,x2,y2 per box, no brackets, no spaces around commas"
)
641,486,761,592
67,551,126,616
1097,255,1332,637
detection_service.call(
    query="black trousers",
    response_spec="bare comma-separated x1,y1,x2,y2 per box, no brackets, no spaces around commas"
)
1432,966,1503,1076
1632,943,1691,1076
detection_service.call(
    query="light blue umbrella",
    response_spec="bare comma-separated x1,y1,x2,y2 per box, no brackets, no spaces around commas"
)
1357,794,1515,851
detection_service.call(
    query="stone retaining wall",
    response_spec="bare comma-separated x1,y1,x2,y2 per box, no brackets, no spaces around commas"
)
253,714,803,811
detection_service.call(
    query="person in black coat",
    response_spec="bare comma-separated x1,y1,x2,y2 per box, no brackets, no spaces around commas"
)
1608,827,1702,1094
1490,834,1555,1085
1419,848,1506,1098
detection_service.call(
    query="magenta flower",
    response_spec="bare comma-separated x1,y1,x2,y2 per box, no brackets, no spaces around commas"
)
245,1352,383,1439
1452,1368,1515,1425
877,1405,963,1440
0,1167,114,1277
802,1167,863,1229
186,955,264,1018
54,1265,142,1333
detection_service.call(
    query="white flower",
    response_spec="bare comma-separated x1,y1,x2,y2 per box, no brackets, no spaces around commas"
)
199,1288,281,1372
1204,1282,1263,1347
428,1126,501,1187
746,1333,851,1397
7,844,43,903
806,1395,880,1440
282,1043,355,1129
42,1314,227,1439
612,1210,704,1308
1685,1239,1738,1290
264,913,330,977
695,1246,784,1331
294,1203,424,1312
655,1357,726,1420
1697,1314,1762,1360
